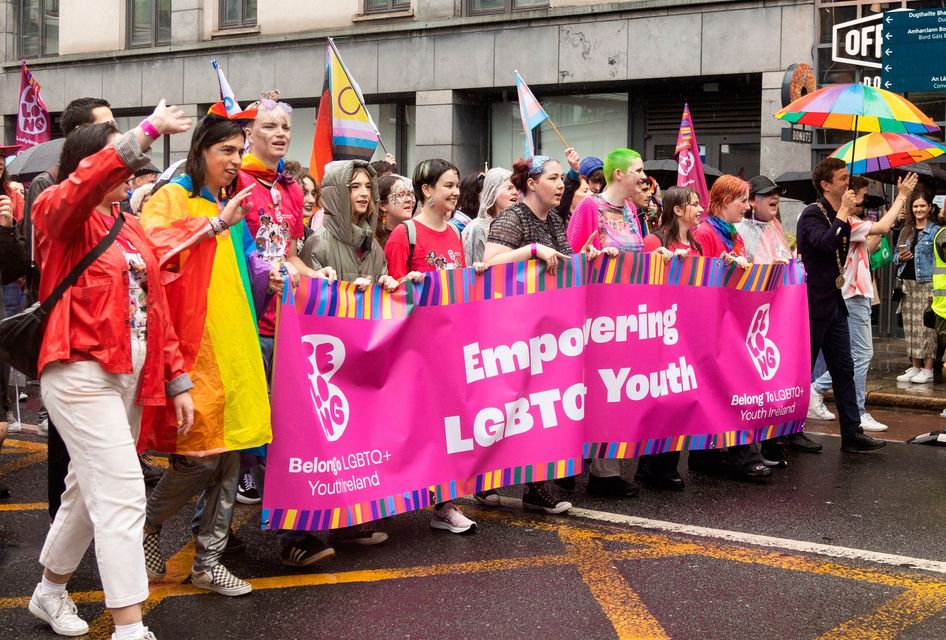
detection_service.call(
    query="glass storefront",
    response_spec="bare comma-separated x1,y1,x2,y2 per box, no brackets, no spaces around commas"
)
490,93,629,170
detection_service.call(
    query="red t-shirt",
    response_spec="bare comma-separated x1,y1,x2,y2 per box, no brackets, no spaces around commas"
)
235,170,304,336
693,222,746,259
642,233,701,255
384,220,466,279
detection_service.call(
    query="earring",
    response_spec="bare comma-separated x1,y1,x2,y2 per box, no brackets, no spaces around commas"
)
426,197,434,206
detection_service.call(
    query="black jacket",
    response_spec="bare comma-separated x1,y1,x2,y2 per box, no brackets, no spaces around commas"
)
797,197,851,320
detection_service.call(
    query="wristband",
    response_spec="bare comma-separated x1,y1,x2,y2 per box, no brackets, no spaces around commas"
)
530,242,537,258
139,119,161,140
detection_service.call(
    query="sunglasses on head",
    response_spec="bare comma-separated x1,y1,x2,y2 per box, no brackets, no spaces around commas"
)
259,98,293,114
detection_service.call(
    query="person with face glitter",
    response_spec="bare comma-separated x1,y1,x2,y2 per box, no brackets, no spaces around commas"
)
375,173,415,248
481,154,610,514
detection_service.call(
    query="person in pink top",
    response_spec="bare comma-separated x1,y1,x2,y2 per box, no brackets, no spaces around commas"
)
810,173,917,433
566,148,646,253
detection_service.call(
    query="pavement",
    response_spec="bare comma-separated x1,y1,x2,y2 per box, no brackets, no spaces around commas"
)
3,394,946,639
859,337,946,412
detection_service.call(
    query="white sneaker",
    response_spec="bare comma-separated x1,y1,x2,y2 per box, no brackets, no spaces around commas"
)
430,502,477,534
897,366,921,382
28,584,89,636
111,629,157,640
911,369,934,384
807,385,836,421
37,418,48,437
859,413,888,432
6,415,21,433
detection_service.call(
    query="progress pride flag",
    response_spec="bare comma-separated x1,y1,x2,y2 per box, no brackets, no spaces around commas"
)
263,255,809,531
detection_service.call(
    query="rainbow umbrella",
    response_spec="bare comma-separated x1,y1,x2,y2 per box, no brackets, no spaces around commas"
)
830,132,946,175
775,83,939,135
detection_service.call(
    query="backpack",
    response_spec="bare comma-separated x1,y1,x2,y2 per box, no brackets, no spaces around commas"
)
401,219,462,272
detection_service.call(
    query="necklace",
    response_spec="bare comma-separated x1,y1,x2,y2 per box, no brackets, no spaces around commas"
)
815,202,846,289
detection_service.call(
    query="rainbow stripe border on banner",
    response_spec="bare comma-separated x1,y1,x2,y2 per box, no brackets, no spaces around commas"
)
266,255,808,531
584,420,806,460
262,454,584,531
289,254,806,320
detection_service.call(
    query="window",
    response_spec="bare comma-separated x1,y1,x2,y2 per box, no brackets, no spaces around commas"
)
220,0,257,29
490,93,628,171
19,0,58,58
468,0,548,15
364,0,411,13
127,0,171,48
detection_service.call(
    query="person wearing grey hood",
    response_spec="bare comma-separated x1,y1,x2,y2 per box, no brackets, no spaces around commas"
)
303,160,399,291
462,167,519,264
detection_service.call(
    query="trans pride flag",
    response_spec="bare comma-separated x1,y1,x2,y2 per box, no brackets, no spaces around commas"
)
310,38,380,182
211,58,242,116
516,71,549,158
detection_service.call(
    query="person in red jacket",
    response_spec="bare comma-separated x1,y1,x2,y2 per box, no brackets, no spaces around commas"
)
28,100,193,640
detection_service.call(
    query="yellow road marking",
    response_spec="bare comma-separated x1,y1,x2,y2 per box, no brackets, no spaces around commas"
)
0,502,46,511
0,438,48,478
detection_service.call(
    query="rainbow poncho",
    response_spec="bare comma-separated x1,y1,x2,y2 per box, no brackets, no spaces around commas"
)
138,177,272,456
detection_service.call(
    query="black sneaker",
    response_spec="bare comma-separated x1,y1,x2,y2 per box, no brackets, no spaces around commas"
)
586,475,640,498
786,432,823,453
841,433,887,453
224,529,245,555
280,535,335,567
0,484,10,500
522,485,572,514
236,472,261,505
327,525,389,546
553,476,576,491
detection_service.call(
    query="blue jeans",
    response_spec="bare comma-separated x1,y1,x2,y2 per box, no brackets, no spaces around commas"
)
813,295,872,415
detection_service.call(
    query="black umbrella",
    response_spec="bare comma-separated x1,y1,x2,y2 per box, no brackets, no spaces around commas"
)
6,138,64,179
774,171,817,203
642,159,723,191
864,162,946,192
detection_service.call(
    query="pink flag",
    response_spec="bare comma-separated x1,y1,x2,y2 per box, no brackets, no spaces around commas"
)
675,103,709,218
16,61,50,150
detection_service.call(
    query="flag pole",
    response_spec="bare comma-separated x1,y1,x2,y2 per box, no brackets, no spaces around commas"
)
545,116,570,151
327,37,388,154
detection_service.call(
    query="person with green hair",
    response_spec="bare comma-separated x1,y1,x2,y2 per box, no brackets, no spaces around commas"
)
566,148,646,253
563,147,647,498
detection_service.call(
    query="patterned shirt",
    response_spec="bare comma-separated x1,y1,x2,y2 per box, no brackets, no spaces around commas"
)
487,201,573,255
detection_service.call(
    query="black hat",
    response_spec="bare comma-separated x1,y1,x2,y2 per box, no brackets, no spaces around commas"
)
134,163,160,178
748,175,784,196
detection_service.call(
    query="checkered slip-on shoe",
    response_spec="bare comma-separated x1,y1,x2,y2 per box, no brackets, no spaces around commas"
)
143,531,166,581
191,563,252,597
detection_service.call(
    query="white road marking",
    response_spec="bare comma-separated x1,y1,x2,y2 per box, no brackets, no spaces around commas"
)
574,504,946,575
470,496,946,575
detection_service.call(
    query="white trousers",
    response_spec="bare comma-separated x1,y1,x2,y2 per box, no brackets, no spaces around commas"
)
39,333,149,609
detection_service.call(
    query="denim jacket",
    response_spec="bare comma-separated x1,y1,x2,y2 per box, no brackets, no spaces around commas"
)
895,223,941,282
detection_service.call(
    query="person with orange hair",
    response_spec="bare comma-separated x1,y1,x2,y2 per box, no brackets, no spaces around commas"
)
690,175,771,482
692,175,752,267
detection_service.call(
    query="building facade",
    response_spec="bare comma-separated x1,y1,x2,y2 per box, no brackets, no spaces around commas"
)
0,0,820,185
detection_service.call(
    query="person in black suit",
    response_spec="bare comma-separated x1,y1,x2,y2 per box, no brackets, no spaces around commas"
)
795,157,885,452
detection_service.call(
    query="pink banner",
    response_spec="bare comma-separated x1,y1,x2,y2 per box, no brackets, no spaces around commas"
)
262,255,810,530
15,61,50,150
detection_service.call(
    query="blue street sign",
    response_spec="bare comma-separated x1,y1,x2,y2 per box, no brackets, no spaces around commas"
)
881,9,946,92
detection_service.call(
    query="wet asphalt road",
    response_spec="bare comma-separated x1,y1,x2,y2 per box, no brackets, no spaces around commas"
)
3,399,946,639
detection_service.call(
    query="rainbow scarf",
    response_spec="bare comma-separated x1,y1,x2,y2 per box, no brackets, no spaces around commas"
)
706,215,739,252
241,153,293,187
